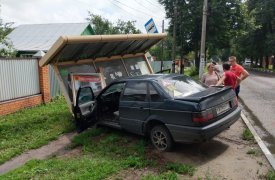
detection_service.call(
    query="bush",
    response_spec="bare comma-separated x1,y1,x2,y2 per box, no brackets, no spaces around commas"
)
189,66,199,77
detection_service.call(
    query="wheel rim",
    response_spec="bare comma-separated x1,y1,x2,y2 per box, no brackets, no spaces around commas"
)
152,130,168,150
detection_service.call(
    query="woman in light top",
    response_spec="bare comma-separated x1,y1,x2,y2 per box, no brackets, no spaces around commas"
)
201,63,220,86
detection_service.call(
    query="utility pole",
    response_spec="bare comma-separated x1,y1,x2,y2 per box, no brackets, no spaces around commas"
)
199,0,208,78
172,0,177,73
160,20,164,72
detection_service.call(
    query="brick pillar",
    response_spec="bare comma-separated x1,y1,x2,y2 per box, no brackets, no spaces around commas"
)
39,65,51,103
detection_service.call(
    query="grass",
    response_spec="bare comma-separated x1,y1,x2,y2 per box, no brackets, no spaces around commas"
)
0,157,120,180
250,67,275,72
267,170,275,180
0,96,74,165
164,162,196,176
1,127,196,179
0,128,148,179
246,148,261,156
141,171,178,180
242,128,254,141
140,161,196,180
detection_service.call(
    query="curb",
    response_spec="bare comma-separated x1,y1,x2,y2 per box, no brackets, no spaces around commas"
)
247,68,275,74
241,112,275,170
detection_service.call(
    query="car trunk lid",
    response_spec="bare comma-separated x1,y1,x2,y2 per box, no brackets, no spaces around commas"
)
176,86,238,126
176,86,235,110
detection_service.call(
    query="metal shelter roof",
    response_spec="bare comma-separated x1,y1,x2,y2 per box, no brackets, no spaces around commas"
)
6,23,91,52
39,33,167,67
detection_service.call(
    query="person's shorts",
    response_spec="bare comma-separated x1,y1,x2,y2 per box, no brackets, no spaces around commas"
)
235,86,240,97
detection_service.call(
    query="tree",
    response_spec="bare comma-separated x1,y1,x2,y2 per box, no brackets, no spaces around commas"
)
0,16,15,57
159,0,246,69
149,35,173,61
234,0,275,67
86,12,141,35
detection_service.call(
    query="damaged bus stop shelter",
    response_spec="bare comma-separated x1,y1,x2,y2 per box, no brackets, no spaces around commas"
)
39,33,167,111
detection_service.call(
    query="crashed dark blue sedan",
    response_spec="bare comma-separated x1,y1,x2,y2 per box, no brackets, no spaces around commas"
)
74,74,241,151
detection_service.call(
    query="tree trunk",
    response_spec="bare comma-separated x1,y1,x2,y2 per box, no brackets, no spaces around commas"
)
259,56,263,68
265,55,269,69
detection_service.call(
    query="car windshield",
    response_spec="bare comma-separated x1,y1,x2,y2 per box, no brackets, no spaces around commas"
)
158,75,207,98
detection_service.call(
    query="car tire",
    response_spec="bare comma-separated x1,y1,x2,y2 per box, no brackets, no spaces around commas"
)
150,125,173,152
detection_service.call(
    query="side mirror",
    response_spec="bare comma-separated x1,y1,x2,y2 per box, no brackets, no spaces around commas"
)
76,87,95,107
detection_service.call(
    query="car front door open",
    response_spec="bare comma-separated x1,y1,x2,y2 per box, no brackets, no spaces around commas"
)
74,86,97,131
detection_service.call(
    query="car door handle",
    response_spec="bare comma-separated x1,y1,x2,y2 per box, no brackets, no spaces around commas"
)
139,106,144,110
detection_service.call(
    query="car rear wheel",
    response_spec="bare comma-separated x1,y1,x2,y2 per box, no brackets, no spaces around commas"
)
150,125,173,151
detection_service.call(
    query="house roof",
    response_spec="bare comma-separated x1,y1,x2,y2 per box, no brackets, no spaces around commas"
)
33,50,45,58
6,23,91,52
39,33,167,67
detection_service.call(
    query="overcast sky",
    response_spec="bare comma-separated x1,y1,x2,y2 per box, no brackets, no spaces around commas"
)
1,0,168,33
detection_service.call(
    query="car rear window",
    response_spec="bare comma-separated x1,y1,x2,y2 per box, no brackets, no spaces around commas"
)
158,75,207,98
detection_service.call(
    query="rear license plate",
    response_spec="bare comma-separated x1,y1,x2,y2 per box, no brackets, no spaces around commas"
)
216,103,230,115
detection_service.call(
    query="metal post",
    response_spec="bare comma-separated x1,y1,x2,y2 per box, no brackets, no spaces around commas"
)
160,20,164,72
199,0,208,78
172,1,177,73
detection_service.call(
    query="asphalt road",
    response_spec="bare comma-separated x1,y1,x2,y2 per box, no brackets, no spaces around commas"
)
240,71,275,153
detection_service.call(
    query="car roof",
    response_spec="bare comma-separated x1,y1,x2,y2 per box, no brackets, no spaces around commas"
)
114,74,184,82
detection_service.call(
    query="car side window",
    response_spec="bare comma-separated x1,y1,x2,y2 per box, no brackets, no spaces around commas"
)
101,83,125,97
77,87,94,105
121,82,147,102
149,84,163,102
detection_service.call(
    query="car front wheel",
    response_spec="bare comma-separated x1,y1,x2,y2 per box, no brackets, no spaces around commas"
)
150,125,173,151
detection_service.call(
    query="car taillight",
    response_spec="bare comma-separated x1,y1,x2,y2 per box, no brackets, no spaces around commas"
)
192,110,214,123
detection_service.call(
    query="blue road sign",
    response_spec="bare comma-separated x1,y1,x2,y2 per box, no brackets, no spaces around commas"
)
145,18,158,34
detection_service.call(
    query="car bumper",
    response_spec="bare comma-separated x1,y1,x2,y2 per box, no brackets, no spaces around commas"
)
166,107,241,143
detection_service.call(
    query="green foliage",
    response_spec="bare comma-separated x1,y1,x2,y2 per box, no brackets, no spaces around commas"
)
159,0,275,68
242,128,254,141
149,35,173,61
71,128,148,166
1,126,197,179
164,162,196,176
189,66,199,77
0,157,121,180
141,171,178,180
0,128,149,179
267,170,275,180
185,66,199,77
86,12,141,35
159,0,246,69
234,0,275,65
0,19,16,57
0,97,74,164
246,148,261,156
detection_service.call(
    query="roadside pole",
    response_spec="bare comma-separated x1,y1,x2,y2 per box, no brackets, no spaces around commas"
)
172,1,177,73
199,0,208,78
161,20,164,72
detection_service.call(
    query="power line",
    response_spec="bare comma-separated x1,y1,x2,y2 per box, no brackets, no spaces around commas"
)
133,0,165,17
133,0,162,13
134,0,154,12
108,0,144,20
144,0,163,9
108,0,166,33
107,0,147,30
113,0,162,21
